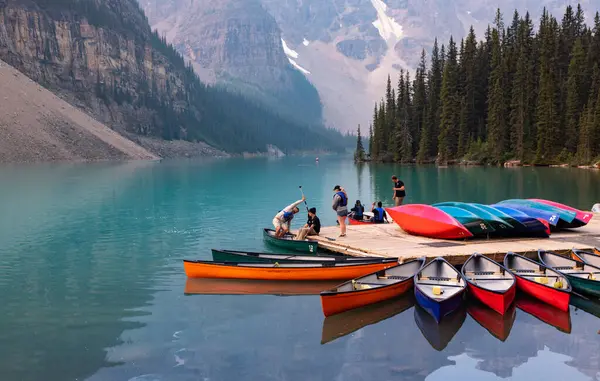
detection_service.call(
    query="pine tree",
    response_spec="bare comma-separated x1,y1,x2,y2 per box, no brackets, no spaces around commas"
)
487,11,508,162
384,75,395,152
438,37,460,163
368,124,374,156
564,38,586,153
371,105,380,160
536,11,561,162
419,39,442,162
510,13,535,161
413,50,428,157
458,27,478,156
354,124,366,162
577,104,591,163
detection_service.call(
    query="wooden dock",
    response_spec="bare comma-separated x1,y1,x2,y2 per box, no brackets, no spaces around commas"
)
298,213,600,266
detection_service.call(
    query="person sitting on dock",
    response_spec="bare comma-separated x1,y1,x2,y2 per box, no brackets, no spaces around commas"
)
350,200,365,220
296,207,321,240
273,195,305,237
371,201,389,224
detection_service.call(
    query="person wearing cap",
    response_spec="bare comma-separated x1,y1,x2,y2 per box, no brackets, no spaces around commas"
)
295,207,321,240
332,185,348,237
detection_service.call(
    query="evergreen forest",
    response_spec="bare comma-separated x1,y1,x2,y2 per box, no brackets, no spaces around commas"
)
363,5,600,165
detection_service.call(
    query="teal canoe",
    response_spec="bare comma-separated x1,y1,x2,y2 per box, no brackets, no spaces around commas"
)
538,250,600,297
211,249,396,264
263,228,318,253
435,202,513,233
435,206,496,236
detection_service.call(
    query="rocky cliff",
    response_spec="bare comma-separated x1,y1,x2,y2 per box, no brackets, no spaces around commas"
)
141,0,324,127
0,0,344,154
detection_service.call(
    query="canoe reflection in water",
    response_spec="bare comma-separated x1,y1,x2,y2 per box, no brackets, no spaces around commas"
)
414,303,467,351
321,294,415,344
570,294,600,319
467,300,517,342
516,293,572,333
184,278,340,296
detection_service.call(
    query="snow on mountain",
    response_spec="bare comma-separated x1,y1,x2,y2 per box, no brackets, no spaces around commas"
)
371,0,403,43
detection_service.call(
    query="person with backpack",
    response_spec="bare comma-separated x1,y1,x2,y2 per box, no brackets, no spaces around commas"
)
332,185,348,237
273,195,305,237
371,201,389,223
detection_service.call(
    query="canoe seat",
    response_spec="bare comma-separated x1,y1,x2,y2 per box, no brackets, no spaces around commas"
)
417,282,464,288
379,275,407,280
466,270,500,276
554,266,575,270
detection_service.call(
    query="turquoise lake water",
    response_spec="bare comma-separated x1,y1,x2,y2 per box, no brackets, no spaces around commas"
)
0,156,599,381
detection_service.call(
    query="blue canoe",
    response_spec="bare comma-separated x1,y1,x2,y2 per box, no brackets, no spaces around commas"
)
498,199,576,226
480,204,550,237
414,257,466,323
491,203,560,227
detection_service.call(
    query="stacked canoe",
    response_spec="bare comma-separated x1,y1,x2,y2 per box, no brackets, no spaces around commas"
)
386,199,593,240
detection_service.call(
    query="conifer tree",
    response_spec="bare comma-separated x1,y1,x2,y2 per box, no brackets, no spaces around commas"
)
564,38,586,152
368,124,374,156
487,9,508,162
371,105,380,160
354,124,366,162
419,39,442,161
438,37,459,163
413,50,428,157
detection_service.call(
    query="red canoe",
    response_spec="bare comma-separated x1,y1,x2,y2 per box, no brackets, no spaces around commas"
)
320,258,425,317
467,301,516,341
516,294,572,333
348,217,372,225
529,198,593,226
386,205,473,239
461,254,516,315
503,252,571,311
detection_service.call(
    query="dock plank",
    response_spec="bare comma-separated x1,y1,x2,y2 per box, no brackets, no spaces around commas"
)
296,213,600,265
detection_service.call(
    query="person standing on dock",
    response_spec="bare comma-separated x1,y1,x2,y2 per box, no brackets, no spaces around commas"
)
273,195,305,237
332,185,348,237
392,175,406,206
295,207,321,240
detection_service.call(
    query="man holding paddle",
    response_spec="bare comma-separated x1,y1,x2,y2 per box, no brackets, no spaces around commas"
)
273,195,306,237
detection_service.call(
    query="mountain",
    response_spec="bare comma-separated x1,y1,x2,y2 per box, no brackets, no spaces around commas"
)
0,0,346,157
140,0,324,127
0,58,158,163
142,0,597,132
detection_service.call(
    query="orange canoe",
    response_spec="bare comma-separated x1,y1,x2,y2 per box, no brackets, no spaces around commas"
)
184,278,341,295
183,259,399,280
320,258,425,317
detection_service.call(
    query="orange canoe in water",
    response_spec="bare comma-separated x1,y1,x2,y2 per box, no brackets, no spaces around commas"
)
183,259,399,280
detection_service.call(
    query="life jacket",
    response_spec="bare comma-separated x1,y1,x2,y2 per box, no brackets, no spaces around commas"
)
374,207,385,222
281,211,294,222
355,205,364,217
335,191,348,207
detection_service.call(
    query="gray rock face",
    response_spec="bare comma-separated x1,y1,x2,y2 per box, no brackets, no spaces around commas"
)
140,0,324,126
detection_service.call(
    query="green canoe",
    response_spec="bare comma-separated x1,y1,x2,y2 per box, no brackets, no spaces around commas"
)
435,206,496,236
435,202,513,233
211,249,396,264
263,228,318,254
538,250,600,297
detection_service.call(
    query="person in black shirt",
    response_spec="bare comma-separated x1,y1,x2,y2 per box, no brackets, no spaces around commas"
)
295,207,321,240
350,200,365,220
391,175,406,206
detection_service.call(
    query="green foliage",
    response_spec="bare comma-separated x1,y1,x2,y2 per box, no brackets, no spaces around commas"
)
354,125,366,162
369,5,600,165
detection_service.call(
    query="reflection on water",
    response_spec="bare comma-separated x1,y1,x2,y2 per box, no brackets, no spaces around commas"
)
0,157,600,381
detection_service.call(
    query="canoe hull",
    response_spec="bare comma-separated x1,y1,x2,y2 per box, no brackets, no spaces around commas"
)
566,275,600,297
183,261,396,280
321,278,414,317
514,276,570,311
467,282,516,315
529,199,593,227
210,249,393,264
414,285,464,323
386,205,473,239
263,228,318,254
